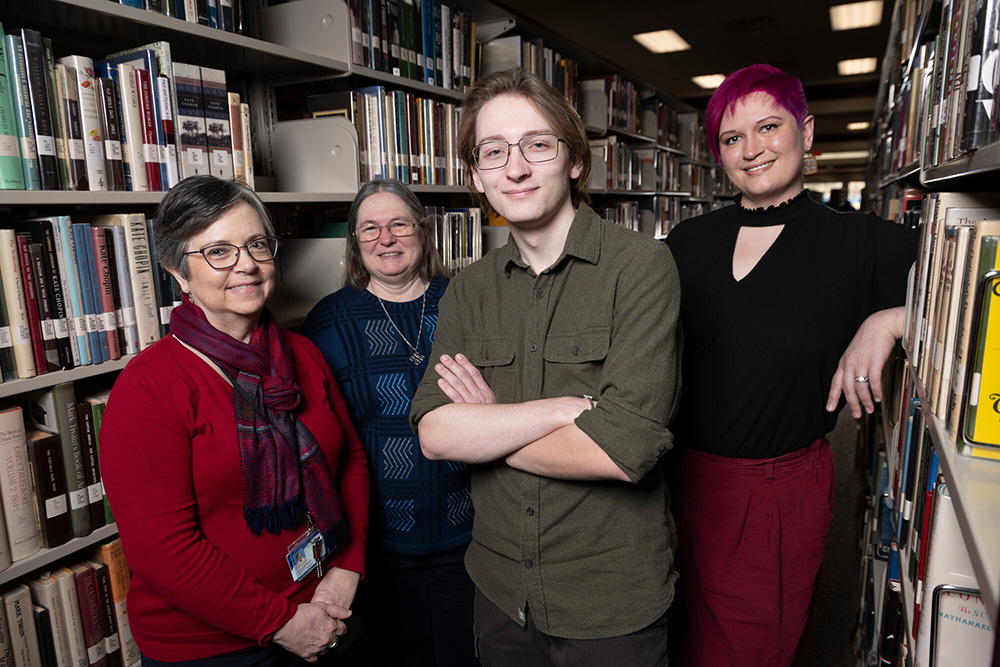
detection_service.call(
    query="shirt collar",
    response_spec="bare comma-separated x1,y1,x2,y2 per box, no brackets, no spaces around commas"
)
501,204,603,277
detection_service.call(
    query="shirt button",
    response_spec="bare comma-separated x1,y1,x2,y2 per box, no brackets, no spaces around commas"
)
572,346,580,355
526,507,534,516
524,560,533,569
529,343,537,352
536,289,544,298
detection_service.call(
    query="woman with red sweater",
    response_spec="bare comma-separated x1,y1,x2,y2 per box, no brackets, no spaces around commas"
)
100,176,369,666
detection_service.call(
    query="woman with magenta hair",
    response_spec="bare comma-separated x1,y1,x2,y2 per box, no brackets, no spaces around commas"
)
665,64,918,665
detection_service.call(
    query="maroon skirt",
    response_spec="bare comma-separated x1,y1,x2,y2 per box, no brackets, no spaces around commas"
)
672,438,834,667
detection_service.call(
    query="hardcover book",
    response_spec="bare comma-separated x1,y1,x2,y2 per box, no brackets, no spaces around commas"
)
0,229,36,378
5,35,42,191
0,24,26,190
19,29,59,190
21,382,93,538
199,66,233,179
56,56,108,191
24,428,72,548
0,405,40,562
53,64,90,191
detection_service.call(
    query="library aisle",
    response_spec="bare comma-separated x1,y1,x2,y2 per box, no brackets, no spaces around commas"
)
800,406,866,666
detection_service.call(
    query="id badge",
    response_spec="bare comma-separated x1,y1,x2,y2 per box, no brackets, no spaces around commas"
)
286,528,326,582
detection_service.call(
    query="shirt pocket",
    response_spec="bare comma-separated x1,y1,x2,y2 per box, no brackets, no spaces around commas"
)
542,325,611,395
466,336,516,401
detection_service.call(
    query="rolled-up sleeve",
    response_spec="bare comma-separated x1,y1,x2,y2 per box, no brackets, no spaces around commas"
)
575,241,681,481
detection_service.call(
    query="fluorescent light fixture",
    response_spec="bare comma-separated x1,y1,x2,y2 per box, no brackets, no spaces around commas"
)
813,150,870,161
847,121,871,131
830,1,884,31
837,57,878,75
692,74,726,89
633,29,691,54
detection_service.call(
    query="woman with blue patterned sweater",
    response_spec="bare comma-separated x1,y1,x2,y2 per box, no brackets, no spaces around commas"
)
302,179,475,667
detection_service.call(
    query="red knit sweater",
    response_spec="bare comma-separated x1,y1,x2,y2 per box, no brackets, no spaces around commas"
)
100,332,369,661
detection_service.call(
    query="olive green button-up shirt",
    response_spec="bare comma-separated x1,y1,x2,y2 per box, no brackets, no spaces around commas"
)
410,204,681,639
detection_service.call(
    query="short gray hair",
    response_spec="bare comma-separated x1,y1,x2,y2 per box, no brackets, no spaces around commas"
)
153,175,274,280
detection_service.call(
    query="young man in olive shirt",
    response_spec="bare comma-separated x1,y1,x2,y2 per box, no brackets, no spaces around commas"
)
409,69,681,667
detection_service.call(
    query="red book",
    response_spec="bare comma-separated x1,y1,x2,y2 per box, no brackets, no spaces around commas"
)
89,228,120,360
15,234,48,374
133,68,162,191
68,562,109,667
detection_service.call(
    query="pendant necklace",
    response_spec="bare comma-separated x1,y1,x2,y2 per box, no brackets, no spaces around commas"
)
374,287,427,366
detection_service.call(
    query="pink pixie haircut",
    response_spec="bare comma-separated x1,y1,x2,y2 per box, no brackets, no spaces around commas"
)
705,64,809,164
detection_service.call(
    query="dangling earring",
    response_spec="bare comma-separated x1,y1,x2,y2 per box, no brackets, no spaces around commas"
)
803,154,817,175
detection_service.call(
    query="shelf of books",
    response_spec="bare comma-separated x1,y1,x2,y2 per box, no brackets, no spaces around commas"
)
863,0,1000,659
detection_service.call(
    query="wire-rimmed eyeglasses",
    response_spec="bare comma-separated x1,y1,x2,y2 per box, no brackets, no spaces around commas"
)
353,219,419,243
472,133,565,170
184,236,280,270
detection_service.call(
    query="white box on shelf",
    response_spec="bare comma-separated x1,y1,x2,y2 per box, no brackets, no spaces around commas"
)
270,117,360,194
262,0,352,66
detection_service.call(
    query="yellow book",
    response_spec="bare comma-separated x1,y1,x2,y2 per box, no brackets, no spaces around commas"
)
964,269,1000,445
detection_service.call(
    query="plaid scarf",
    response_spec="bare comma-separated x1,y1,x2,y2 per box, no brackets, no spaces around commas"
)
170,297,347,554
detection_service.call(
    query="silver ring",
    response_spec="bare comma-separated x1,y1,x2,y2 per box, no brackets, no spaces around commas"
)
854,376,869,383
329,637,339,649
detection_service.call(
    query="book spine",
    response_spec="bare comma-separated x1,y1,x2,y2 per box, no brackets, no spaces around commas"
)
106,227,139,355
172,62,209,178
25,432,71,548
89,229,121,360
75,403,105,532
20,29,59,190
0,230,35,378
41,37,70,193
15,235,49,375
38,221,74,370
6,36,42,190
95,78,126,192
114,64,148,192
54,217,90,366
86,562,121,667
240,102,254,190
31,605,56,667
57,56,108,191
0,27,27,190
227,92,246,185
0,406,41,562
26,576,72,667
199,66,233,180
3,585,41,667
71,224,106,364
52,570,87,667
71,565,108,667
101,228,127,355
97,540,138,666
28,241,60,373
49,383,92,538
53,64,89,191
155,75,179,189
133,69,162,191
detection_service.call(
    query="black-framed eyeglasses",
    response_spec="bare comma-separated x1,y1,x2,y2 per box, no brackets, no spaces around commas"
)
184,236,280,270
472,133,565,170
354,219,419,243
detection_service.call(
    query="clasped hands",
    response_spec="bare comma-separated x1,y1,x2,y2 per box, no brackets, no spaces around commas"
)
274,568,359,662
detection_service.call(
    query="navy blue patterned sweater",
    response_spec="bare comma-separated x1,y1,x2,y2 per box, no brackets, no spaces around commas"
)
301,278,473,555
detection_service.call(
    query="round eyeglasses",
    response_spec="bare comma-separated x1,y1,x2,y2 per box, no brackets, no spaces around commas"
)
354,219,419,243
184,236,280,270
472,133,565,170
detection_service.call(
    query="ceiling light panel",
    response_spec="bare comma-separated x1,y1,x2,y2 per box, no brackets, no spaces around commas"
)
691,74,726,89
837,57,878,75
632,29,691,54
830,1,884,31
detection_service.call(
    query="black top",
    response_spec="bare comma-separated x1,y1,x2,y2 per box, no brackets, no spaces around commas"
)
666,193,920,458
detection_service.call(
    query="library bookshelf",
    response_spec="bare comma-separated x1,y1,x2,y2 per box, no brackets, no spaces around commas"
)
865,0,1000,661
